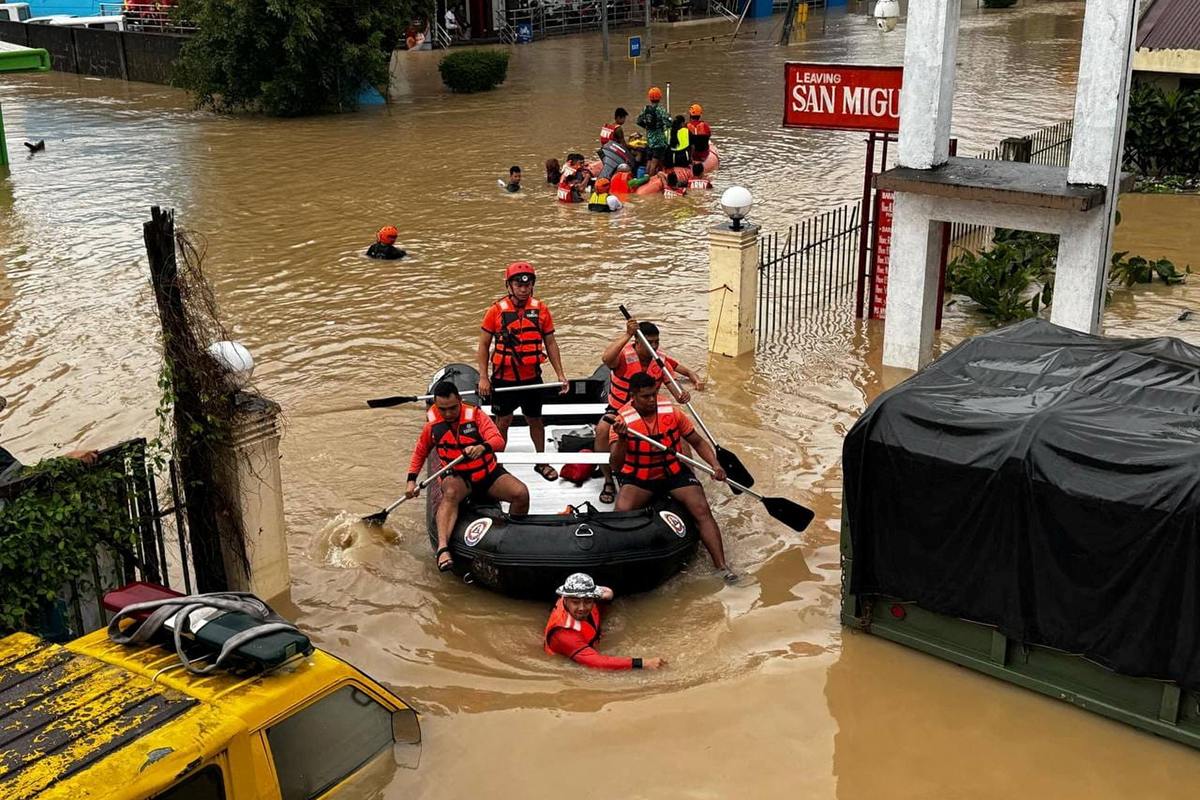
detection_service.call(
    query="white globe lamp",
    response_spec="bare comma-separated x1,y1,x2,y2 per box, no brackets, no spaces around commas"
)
208,341,255,388
874,0,899,31
720,186,754,231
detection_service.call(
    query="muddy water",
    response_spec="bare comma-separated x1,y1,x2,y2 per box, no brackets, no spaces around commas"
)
2,1,1200,796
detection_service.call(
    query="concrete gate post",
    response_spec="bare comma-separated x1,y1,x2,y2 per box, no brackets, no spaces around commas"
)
707,222,760,357
220,393,291,601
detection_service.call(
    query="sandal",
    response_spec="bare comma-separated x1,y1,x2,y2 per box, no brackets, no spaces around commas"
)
534,463,559,482
435,547,453,572
599,479,616,504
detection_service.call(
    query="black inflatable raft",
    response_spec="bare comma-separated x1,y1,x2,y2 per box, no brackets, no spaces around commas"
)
424,363,700,599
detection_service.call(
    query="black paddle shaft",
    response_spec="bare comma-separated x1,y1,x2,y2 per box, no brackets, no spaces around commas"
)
618,305,756,491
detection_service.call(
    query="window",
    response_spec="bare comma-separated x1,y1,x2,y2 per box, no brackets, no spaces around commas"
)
153,765,226,800
267,685,393,800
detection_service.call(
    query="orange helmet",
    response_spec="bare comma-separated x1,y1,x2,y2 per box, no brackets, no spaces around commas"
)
377,225,398,245
648,86,663,101
595,178,611,192
505,261,536,282
689,103,703,116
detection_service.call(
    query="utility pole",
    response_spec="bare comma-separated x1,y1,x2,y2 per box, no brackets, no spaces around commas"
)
644,0,652,63
602,0,610,61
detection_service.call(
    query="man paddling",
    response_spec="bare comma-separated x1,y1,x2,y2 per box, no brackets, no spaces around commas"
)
610,372,733,578
545,572,666,671
477,261,570,482
406,381,530,572
594,318,704,505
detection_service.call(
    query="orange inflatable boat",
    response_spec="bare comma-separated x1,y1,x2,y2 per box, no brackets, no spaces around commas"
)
585,145,720,197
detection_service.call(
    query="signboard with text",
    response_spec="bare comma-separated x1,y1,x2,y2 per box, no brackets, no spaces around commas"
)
628,36,642,60
869,190,894,320
783,63,902,133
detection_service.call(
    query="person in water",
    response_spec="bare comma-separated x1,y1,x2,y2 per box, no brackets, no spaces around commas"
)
594,318,702,504
636,87,671,176
668,114,690,168
406,382,530,572
600,107,628,149
609,163,633,196
366,226,407,259
599,128,635,179
687,103,712,164
504,165,522,192
663,172,687,197
587,177,622,212
544,572,666,670
688,162,712,190
476,262,570,482
545,158,562,185
611,372,733,577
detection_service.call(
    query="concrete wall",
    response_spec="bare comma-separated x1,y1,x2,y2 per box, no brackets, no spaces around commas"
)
0,22,184,84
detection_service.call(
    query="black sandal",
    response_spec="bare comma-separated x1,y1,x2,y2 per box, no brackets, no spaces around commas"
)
435,547,453,572
599,479,616,504
534,463,559,482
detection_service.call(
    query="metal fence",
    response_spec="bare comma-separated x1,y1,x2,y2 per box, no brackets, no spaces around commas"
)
757,201,861,340
98,2,198,34
506,0,647,39
1,438,193,639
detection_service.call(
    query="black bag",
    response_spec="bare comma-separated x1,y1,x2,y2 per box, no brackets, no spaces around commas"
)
556,426,595,453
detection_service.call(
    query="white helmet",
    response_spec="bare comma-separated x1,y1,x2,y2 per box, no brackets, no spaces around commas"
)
556,572,603,599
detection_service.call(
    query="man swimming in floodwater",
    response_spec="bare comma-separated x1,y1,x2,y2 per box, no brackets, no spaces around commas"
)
544,572,666,670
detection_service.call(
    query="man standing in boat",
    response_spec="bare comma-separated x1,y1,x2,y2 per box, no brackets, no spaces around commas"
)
594,317,704,505
610,372,733,578
406,381,530,572
545,573,666,670
636,87,671,176
476,261,570,482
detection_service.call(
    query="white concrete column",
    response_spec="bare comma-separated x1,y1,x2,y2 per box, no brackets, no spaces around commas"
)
882,193,942,371
707,223,760,357
1051,208,1108,333
896,0,960,169
220,394,290,601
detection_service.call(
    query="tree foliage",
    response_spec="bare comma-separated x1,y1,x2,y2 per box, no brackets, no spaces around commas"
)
173,0,411,116
438,49,510,93
1124,83,1200,180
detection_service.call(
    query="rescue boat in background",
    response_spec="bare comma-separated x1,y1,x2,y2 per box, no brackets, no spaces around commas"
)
424,363,699,600
584,145,721,197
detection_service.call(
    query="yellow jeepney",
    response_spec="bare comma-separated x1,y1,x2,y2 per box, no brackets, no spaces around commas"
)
0,628,420,800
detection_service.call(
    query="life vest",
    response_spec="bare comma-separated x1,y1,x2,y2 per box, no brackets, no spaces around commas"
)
489,295,547,379
600,123,619,146
610,172,631,195
617,400,686,481
608,342,669,408
557,180,576,203
688,178,712,190
663,185,687,198
543,598,602,655
426,404,497,483
588,191,613,212
688,120,712,154
670,127,690,153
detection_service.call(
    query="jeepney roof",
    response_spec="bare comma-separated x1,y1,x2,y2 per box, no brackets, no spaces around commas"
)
0,628,383,800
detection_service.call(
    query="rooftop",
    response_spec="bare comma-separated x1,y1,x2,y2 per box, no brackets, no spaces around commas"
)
1137,0,1200,52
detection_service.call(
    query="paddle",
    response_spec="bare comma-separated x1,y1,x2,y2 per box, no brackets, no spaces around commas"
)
618,305,756,492
361,455,466,525
625,429,814,533
345,381,567,411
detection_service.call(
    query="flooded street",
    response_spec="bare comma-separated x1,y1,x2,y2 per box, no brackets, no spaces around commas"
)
3,1,1200,796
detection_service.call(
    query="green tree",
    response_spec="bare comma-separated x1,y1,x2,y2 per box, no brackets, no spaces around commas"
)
173,0,412,116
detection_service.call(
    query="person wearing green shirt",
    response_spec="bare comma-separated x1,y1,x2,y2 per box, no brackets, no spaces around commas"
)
636,86,672,176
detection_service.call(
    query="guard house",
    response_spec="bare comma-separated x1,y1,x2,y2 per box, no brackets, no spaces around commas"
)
877,0,1138,371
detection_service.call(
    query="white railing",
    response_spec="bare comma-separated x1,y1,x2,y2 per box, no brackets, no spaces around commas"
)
97,2,197,34
709,0,739,22
433,21,452,48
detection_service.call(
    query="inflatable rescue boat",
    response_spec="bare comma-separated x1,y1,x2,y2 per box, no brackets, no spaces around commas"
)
585,145,720,197
424,363,699,600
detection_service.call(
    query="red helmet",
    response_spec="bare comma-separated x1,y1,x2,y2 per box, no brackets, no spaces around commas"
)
377,225,399,245
505,261,536,282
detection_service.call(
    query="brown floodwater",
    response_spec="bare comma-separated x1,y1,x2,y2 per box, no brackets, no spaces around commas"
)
3,1,1200,796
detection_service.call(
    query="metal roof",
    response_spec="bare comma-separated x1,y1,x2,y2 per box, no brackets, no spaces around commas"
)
1138,0,1200,52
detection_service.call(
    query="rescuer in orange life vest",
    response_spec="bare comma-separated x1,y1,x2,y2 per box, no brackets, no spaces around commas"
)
406,381,530,572
611,371,734,579
476,262,570,482
544,572,666,670
593,317,704,505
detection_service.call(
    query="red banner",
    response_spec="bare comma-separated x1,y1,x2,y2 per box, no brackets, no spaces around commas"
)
870,190,894,320
783,63,903,133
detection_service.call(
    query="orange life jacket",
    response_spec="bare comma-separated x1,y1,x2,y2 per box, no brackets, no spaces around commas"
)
610,172,631,195
489,295,548,381
663,186,687,198
427,404,497,483
543,597,602,655
608,342,669,409
617,400,685,481
600,123,619,146
557,179,577,203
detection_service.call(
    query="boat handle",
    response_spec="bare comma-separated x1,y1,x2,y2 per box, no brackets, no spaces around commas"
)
574,525,594,537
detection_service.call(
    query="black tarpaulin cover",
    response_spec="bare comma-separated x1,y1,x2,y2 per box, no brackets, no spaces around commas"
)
844,319,1200,689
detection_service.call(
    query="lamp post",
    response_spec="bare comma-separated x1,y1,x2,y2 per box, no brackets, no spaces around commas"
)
720,186,753,231
873,0,899,31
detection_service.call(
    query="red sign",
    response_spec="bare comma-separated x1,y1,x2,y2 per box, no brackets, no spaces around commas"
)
783,63,902,133
870,190,894,320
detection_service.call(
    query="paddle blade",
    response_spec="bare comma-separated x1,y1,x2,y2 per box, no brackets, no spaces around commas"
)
761,496,815,533
366,395,419,409
361,509,389,525
716,446,754,494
